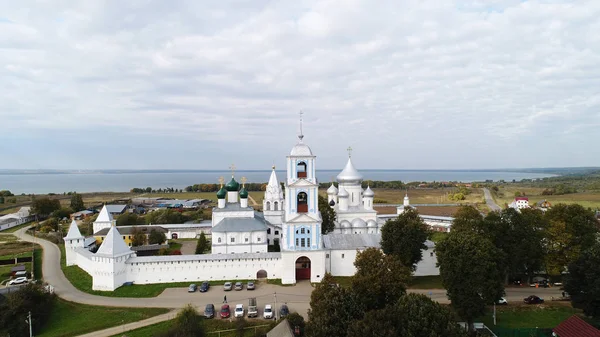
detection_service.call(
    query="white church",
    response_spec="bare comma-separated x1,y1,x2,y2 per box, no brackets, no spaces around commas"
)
64,131,441,291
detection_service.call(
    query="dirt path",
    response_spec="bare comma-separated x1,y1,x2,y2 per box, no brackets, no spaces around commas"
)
248,195,259,206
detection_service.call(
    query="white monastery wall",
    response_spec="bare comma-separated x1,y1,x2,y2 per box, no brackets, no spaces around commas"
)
326,248,440,277
414,247,439,276
280,251,326,284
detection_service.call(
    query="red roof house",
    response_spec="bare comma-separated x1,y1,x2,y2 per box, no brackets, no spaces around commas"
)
553,315,600,337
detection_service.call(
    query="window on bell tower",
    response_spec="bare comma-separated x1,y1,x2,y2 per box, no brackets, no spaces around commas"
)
297,192,308,213
297,161,307,178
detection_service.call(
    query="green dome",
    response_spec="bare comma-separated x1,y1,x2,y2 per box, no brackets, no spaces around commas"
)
239,187,248,199
216,187,227,199
225,177,240,191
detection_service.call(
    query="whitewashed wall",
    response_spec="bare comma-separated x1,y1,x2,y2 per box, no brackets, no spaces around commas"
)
126,255,282,284
414,247,439,276
280,251,326,284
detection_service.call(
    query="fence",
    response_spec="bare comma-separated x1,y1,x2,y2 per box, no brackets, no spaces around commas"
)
490,327,553,337
207,324,271,337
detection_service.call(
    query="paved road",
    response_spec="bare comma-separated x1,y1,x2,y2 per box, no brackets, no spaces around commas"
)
483,188,502,212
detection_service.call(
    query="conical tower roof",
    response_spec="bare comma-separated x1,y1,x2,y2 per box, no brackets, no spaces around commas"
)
337,157,363,183
65,220,84,240
265,166,283,200
96,226,131,257
96,205,114,222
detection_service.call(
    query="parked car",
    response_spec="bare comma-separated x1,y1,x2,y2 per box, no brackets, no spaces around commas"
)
529,280,549,288
524,295,544,304
234,282,243,291
220,304,231,318
263,304,273,319
247,281,255,290
497,297,508,305
248,298,258,318
279,304,289,318
200,282,210,293
8,277,27,285
223,282,233,291
188,284,197,292
204,304,215,319
234,304,244,318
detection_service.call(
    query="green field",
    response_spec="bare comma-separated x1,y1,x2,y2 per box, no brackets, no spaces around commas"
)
111,317,274,337
408,275,444,289
33,248,43,280
37,299,169,337
492,186,600,209
477,304,579,329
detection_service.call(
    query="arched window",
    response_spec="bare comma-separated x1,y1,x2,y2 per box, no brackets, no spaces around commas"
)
218,237,222,243
297,161,307,178
297,192,308,213
274,201,278,211
266,201,271,210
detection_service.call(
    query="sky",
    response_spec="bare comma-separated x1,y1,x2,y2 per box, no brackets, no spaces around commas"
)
1,0,599,171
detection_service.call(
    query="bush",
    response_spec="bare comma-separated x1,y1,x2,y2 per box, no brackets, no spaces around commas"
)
0,284,56,336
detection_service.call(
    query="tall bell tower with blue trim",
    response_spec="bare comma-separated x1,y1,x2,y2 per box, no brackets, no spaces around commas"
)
281,114,322,252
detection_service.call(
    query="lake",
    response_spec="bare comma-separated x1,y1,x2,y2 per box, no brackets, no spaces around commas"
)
0,170,556,194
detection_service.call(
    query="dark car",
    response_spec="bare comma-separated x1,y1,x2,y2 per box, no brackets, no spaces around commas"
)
220,304,231,318
279,304,289,318
188,284,197,293
524,295,544,304
200,282,210,293
204,304,215,319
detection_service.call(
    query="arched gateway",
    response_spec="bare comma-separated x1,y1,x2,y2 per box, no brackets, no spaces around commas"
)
295,256,311,280
256,269,267,279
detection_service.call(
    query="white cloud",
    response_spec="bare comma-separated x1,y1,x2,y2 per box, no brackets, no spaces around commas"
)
0,0,599,169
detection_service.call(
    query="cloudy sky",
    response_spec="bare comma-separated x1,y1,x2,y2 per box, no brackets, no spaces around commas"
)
1,0,599,171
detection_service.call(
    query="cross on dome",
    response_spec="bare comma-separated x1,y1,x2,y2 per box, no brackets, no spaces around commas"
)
218,176,225,187
229,164,236,177
241,176,247,187
298,111,304,141
347,146,353,158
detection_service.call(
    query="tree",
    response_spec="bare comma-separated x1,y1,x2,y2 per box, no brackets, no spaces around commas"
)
117,213,144,226
158,304,206,337
0,190,13,196
451,205,484,233
565,242,600,318
380,208,429,270
545,204,599,250
0,284,56,337
195,232,209,254
306,273,363,337
145,209,187,224
545,219,578,277
69,193,85,212
31,197,61,217
149,229,167,245
318,195,336,234
347,294,467,337
286,312,306,336
130,227,147,246
0,196,4,204
51,207,74,220
351,248,410,312
436,230,505,334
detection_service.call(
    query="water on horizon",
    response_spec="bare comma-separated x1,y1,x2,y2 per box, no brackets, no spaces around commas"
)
0,170,556,195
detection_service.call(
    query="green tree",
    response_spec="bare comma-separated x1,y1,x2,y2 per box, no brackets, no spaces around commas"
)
451,205,484,233
380,208,429,270
545,204,599,250
51,207,74,220
351,247,410,312
318,195,336,234
0,284,56,337
145,209,187,224
286,312,306,336
69,193,85,212
347,294,467,337
31,197,61,217
0,190,13,196
117,213,144,226
149,229,167,245
306,273,363,337
0,196,4,204
565,242,600,318
436,230,505,334
195,232,209,254
545,220,577,276
131,227,147,246
158,304,206,337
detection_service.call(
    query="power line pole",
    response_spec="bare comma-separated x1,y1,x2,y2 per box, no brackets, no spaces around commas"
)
26,311,33,337
274,291,278,321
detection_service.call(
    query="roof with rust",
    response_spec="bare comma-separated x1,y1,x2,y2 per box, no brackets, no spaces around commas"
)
553,315,600,337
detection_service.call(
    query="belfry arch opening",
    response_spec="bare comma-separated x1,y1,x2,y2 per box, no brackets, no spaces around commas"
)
297,192,308,213
297,162,307,178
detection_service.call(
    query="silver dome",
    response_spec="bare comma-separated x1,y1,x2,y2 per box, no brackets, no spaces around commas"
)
337,187,349,198
363,186,375,197
290,142,313,156
327,183,338,195
336,157,363,183
351,218,367,228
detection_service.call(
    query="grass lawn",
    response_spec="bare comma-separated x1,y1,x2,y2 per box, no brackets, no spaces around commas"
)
34,247,43,280
408,275,444,289
37,298,169,337
0,221,36,233
111,317,274,337
493,186,600,209
429,232,448,243
0,234,18,242
370,188,484,205
331,276,353,288
477,304,579,329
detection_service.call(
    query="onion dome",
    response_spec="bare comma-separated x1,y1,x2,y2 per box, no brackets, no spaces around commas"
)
338,187,349,198
216,187,227,199
351,218,367,228
225,177,240,191
364,186,375,197
367,220,377,227
337,157,363,183
329,199,335,206
239,187,248,199
327,183,338,195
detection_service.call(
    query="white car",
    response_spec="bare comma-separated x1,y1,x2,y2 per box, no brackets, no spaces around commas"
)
497,297,508,305
263,304,273,319
8,277,28,285
234,304,244,318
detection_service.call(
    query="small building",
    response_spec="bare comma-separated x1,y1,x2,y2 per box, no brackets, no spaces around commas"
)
131,244,169,256
509,197,530,210
0,207,34,232
267,319,295,337
70,210,94,220
536,199,552,212
553,315,600,337
94,225,167,247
